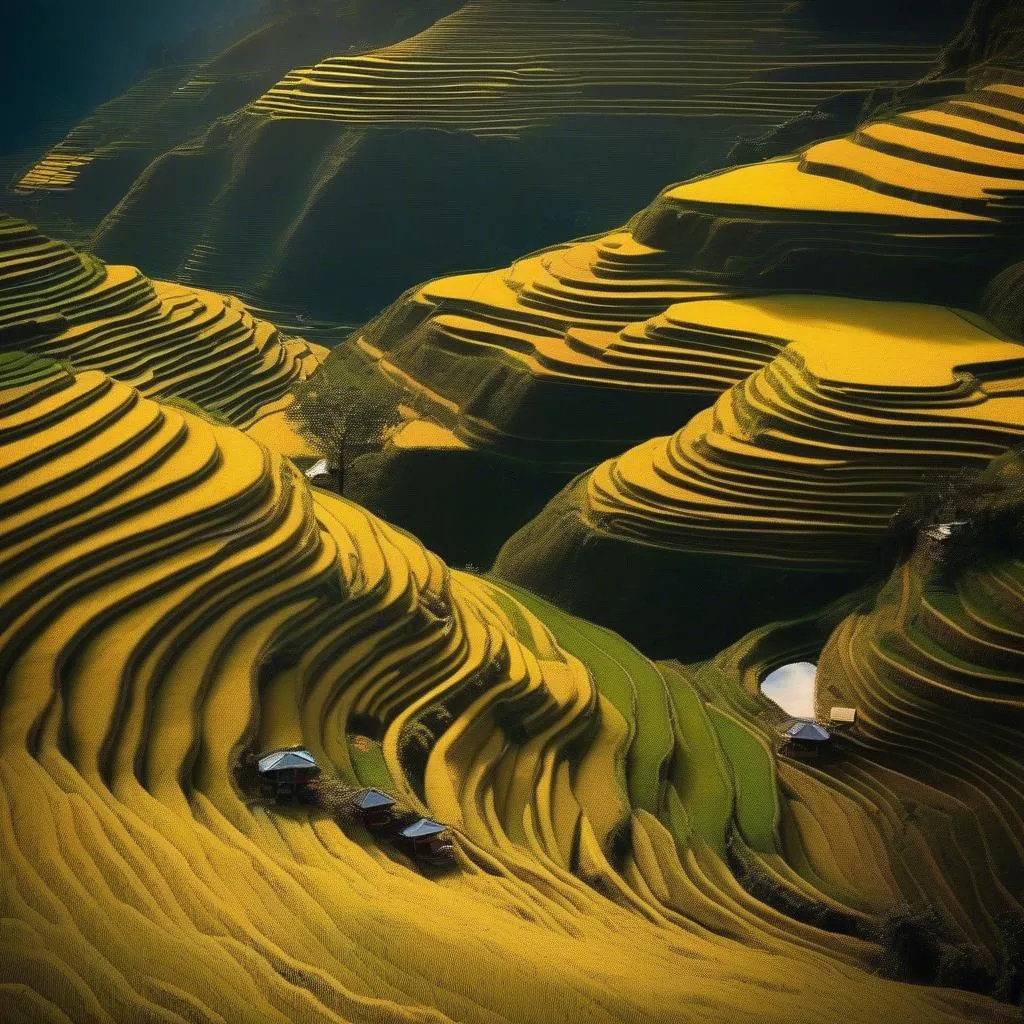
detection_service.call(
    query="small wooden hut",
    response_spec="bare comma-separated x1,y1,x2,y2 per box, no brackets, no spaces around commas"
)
396,818,455,866
782,721,831,758
354,788,397,828
828,706,857,729
257,748,320,803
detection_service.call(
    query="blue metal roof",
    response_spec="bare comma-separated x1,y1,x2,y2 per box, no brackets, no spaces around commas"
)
400,818,448,839
355,788,396,810
785,721,831,742
257,749,318,773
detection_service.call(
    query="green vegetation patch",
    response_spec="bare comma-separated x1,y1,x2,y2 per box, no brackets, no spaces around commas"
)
660,663,734,855
706,706,780,855
0,351,65,389
160,395,233,426
348,735,396,792
494,578,673,815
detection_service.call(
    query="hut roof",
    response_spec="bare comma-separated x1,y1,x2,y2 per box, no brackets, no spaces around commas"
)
257,748,318,773
785,721,831,742
355,788,396,811
400,818,448,839
829,706,857,724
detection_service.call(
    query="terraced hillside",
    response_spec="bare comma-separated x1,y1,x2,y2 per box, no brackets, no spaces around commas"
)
7,2,459,242
301,77,1024,566
0,215,326,456
252,0,944,136
0,353,1013,1024
781,454,1023,979
7,0,961,329
984,257,1024,341
672,473,1024,997
494,295,1024,656
632,80,1024,301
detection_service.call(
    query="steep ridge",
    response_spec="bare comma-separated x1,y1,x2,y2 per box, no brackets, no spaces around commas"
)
15,62,209,197
808,477,1024,966
7,1,961,330
494,296,1024,656
301,77,1024,567
8,1,460,240
253,0,942,137
0,214,326,456
632,81,1024,304
668,485,1024,993
0,355,1008,1024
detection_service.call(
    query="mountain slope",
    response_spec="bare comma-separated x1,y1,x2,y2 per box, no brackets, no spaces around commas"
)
6,0,960,330
299,77,1024,567
0,354,1011,1024
0,214,326,456
494,295,1024,656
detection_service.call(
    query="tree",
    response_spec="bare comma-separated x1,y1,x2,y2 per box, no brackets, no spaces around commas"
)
289,365,399,494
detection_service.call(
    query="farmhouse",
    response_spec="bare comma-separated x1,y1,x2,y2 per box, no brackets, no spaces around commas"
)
397,818,455,866
257,748,320,803
354,787,397,827
782,721,831,757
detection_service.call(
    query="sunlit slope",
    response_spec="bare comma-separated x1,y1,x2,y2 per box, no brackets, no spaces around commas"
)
811,512,1024,955
494,296,1024,656
351,236,748,465
0,355,1005,1024
253,0,939,138
633,82,1024,299
0,215,325,454
307,79,1024,564
670,511,1024,979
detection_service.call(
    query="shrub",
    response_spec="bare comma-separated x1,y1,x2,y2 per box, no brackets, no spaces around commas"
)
937,943,995,994
397,718,435,799
232,750,262,798
995,908,1024,1005
306,771,363,824
877,902,944,983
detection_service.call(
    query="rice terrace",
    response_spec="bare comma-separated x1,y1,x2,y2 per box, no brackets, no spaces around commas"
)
0,1,1022,1022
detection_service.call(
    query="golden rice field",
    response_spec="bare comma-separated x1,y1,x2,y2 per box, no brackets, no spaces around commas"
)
580,297,1021,563
633,82,1024,281
492,292,1024,654
326,75,1024,645
7,0,960,346
252,0,939,139
0,353,1016,1023
0,215,326,457
326,78,1024,485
